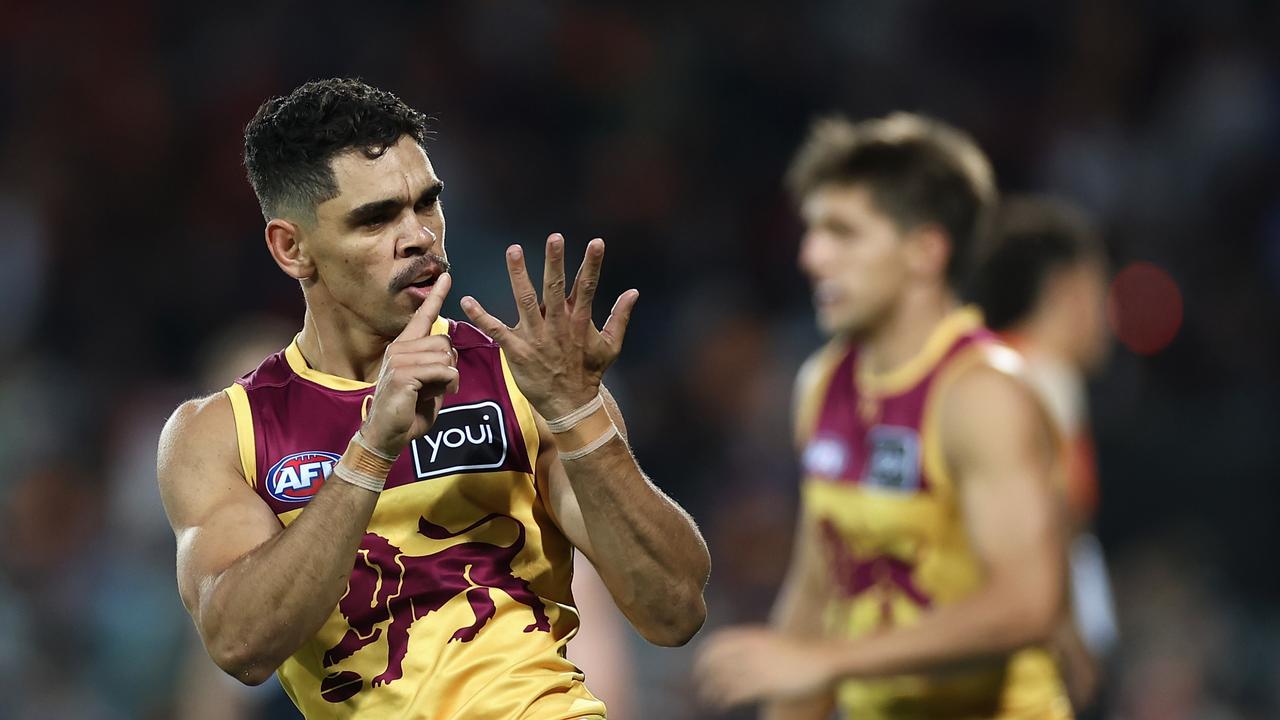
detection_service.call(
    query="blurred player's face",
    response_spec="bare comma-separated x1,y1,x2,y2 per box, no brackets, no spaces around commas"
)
798,184,912,337
1057,258,1110,371
306,135,448,337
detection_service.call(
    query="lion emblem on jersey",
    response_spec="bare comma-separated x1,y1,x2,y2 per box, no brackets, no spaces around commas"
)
318,513,551,702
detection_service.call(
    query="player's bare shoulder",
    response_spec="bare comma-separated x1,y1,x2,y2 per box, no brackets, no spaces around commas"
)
157,392,247,522
935,346,1055,472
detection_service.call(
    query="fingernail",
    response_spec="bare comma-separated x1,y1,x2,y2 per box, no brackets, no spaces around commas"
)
460,296,474,308
508,245,522,260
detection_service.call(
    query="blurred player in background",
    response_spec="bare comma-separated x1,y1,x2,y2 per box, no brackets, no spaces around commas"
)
696,114,1072,719
157,78,709,719
971,195,1119,711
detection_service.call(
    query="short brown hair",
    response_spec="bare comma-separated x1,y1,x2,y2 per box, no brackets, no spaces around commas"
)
786,112,997,288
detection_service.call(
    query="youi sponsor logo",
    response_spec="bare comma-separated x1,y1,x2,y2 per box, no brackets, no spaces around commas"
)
410,401,508,480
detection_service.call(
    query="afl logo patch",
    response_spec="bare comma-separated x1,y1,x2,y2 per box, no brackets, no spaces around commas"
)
266,451,341,503
803,436,848,478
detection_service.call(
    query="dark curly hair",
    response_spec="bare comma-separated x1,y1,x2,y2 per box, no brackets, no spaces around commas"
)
243,78,431,221
786,113,997,290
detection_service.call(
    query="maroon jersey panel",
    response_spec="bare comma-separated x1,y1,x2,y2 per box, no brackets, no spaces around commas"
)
237,320,534,516
804,327,997,493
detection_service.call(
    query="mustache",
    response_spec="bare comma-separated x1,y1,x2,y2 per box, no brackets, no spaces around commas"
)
390,253,452,292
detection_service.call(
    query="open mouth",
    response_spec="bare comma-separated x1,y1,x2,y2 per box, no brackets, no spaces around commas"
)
393,255,450,295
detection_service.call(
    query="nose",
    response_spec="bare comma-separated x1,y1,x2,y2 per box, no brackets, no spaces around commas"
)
397,219,438,258
798,231,827,280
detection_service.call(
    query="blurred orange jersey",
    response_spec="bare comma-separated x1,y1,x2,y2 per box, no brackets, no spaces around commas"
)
224,318,605,719
795,307,1071,719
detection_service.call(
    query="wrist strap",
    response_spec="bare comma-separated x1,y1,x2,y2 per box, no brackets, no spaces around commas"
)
558,423,619,461
332,433,397,493
353,430,398,462
545,393,604,434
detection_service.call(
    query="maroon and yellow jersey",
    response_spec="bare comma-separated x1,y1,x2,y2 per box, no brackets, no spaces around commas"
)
796,307,1070,719
224,318,606,720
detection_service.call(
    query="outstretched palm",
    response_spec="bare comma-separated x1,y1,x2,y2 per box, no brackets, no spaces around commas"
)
460,233,638,419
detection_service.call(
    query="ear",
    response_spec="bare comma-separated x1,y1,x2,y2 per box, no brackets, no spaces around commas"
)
265,218,315,280
905,223,951,281
1040,264,1078,311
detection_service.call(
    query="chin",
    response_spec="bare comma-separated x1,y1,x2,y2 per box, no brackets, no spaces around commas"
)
816,308,863,339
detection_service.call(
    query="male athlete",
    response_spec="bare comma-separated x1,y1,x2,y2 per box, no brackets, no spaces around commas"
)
157,78,710,719
696,114,1072,718
972,195,1118,710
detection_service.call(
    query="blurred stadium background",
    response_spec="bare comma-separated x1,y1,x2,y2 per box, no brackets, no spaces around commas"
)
2,1,1279,718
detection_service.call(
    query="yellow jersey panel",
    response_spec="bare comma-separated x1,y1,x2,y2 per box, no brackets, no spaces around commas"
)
230,320,606,719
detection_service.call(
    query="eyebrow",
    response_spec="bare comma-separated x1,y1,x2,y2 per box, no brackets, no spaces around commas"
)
344,180,444,227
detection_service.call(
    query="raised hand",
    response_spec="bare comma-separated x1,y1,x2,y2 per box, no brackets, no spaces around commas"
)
360,274,458,456
459,234,637,419
695,626,839,709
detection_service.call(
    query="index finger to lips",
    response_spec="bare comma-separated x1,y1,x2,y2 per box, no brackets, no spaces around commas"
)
398,272,452,340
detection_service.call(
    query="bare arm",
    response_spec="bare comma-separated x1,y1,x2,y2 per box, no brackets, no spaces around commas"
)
158,394,381,685
761,513,836,720
698,348,838,716
818,363,1066,677
697,360,1066,707
758,349,841,720
461,234,709,648
535,386,709,647
159,276,457,685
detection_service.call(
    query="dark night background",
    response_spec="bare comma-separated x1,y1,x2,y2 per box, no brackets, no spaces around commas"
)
1,2,1277,718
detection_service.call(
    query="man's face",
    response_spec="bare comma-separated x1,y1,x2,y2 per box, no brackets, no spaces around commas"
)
1057,257,1111,371
304,135,448,337
797,184,911,338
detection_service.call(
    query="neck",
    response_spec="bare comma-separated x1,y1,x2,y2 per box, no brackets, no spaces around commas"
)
859,284,959,376
294,288,389,383
1013,306,1078,367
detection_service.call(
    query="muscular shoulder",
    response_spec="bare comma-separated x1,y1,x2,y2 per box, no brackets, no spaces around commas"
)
161,392,235,450
158,392,242,497
935,351,1053,472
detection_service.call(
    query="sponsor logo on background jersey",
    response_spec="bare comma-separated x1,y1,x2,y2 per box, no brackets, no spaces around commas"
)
803,435,849,478
410,401,508,480
266,451,341,502
863,426,920,491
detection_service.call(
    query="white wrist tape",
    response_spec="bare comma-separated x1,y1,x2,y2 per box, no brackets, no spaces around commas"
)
330,431,397,493
353,430,398,462
331,462,387,493
545,393,605,433
558,424,619,461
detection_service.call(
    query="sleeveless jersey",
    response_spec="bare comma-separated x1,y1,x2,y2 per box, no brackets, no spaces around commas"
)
223,318,606,720
795,307,1071,720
